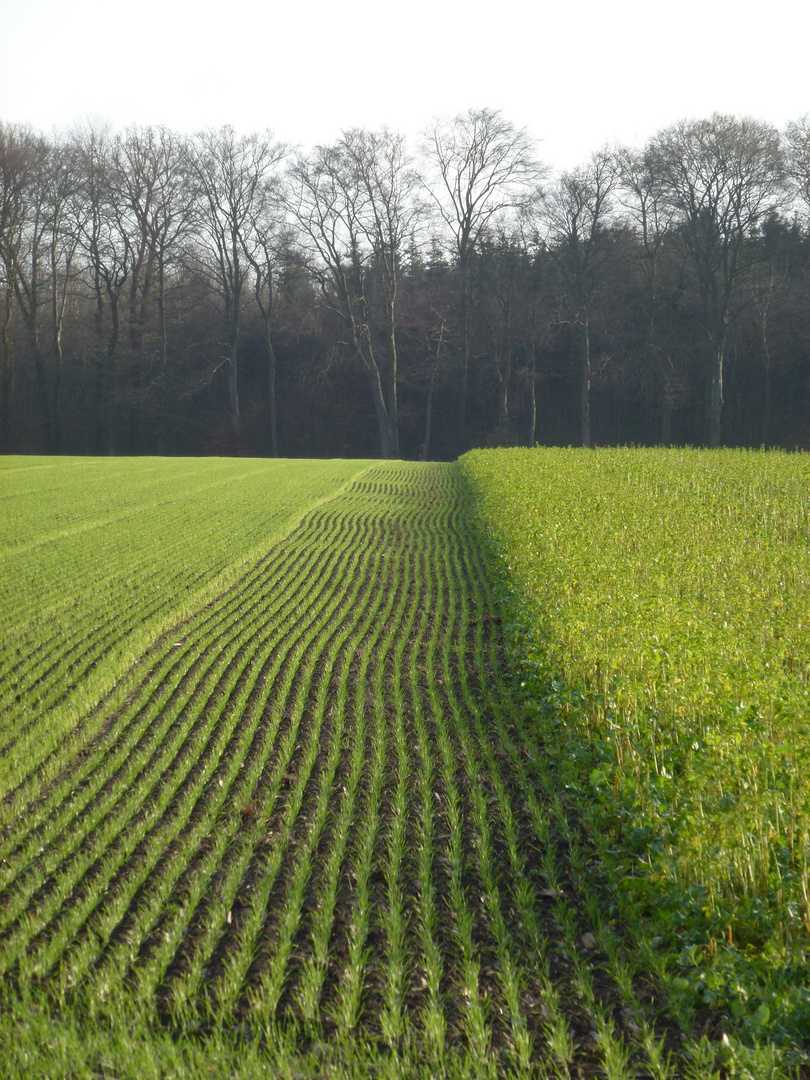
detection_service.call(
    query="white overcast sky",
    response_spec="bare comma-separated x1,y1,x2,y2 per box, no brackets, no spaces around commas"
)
0,0,807,172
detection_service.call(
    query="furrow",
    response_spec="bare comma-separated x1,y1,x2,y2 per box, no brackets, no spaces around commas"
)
0,505,345,816
0,508,343,864
0,512,365,971
124,505,382,1014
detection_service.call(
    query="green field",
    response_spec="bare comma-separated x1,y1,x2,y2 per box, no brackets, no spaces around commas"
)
463,447,810,1070
0,456,374,802
0,453,807,1078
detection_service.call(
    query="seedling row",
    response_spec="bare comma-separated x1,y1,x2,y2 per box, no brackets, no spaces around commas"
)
0,456,370,801
0,460,685,1077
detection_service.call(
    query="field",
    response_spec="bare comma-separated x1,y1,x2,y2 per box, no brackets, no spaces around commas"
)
463,447,810,1071
0,452,807,1078
0,456,374,800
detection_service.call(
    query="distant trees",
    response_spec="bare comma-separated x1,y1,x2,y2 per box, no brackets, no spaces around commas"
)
643,114,785,447
614,143,692,445
189,127,287,436
784,115,810,217
421,108,544,441
0,124,27,446
112,125,195,447
541,153,617,447
243,211,290,458
284,128,420,458
0,110,807,458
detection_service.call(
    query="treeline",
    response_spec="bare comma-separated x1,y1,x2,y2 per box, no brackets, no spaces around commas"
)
1,109,809,459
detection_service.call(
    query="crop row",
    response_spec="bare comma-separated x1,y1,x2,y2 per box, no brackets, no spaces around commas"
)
0,460,686,1077
0,456,370,805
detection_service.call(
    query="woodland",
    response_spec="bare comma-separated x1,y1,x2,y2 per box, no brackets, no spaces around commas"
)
1,109,809,460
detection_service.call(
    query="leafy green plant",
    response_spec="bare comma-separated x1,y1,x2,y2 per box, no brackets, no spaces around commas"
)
462,446,810,1063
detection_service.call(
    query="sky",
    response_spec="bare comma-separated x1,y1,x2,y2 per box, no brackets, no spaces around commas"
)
0,0,807,172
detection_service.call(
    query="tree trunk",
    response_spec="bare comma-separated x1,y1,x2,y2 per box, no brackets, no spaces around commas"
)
709,346,724,448
350,314,396,459
225,303,241,433
527,345,537,447
661,400,672,448
367,362,396,459
498,373,509,445
0,281,13,452
458,270,470,444
94,359,106,454
157,258,169,454
497,309,512,445
50,342,63,455
421,370,436,462
0,364,11,452
105,297,120,454
580,316,592,448
50,247,71,455
227,340,240,432
266,322,278,457
759,298,772,446
23,316,57,453
386,324,400,458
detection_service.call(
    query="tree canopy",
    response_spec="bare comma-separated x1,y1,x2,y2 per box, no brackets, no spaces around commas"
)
1,109,808,458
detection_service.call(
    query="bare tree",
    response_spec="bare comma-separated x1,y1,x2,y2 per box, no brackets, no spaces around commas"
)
0,127,26,421
113,127,194,360
614,144,690,443
517,226,553,448
7,131,76,452
647,114,785,446
541,152,617,447
70,121,136,451
0,124,50,448
341,128,423,457
189,127,286,433
399,258,453,461
784,115,810,219
475,227,533,444
284,128,420,458
112,125,194,445
243,214,294,458
42,137,86,449
421,108,544,438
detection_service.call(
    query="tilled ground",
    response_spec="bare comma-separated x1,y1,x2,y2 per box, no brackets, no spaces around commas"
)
0,462,680,1076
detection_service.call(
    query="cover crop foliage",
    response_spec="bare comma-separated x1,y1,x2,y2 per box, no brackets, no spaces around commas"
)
462,446,810,1052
